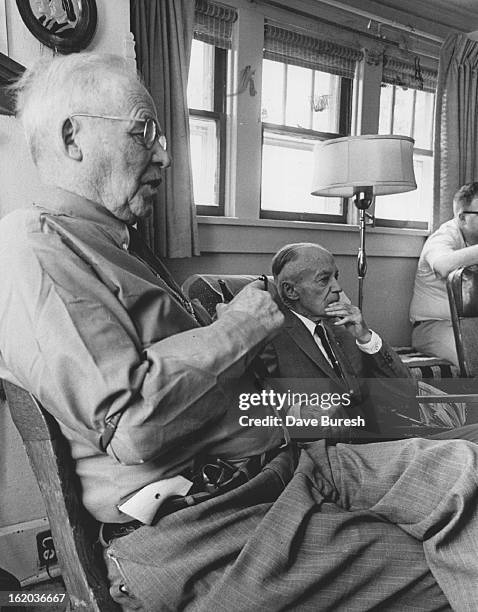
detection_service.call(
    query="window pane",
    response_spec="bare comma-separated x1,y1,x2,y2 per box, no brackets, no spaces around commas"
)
414,90,435,150
189,116,218,206
378,85,393,134
312,71,341,133
261,131,342,215
261,59,285,124
392,87,414,137
187,39,214,111
285,64,313,129
374,153,433,224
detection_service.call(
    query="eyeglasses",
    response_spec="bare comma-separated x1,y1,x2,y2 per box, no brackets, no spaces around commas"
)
461,211,478,216
70,113,167,151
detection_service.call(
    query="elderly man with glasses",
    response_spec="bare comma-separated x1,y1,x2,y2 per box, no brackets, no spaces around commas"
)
410,182,478,366
3,53,478,611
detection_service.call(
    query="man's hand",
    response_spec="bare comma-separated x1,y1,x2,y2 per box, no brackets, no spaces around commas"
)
216,279,284,334
324,302,372,343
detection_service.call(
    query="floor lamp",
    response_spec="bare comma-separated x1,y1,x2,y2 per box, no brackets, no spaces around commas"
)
311,134,416,310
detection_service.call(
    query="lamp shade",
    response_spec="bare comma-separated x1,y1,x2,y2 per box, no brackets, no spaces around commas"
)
311,134,416,197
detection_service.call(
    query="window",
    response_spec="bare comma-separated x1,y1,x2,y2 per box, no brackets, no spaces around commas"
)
187,1,236,215
376,58,437,229
260,24,358,222
188,39,227,214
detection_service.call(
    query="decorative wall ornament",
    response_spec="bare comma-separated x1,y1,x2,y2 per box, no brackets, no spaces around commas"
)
15,0,97,54
229,65,256,97
311,93,331,112
364,46,384,66
0,53,24,115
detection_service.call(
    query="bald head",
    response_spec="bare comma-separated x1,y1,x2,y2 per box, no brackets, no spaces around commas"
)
272,243,333,284
272,243,341,320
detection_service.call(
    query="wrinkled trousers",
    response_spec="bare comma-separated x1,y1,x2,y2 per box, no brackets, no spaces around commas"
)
103,433,478,611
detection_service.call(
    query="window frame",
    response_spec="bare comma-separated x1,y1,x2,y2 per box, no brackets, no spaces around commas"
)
188,0,439,237
375,83,435,230
189,44,228,216
260,69,353,223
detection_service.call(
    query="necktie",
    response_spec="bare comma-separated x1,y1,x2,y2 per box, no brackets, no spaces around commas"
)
127,227,201,324
315,324,343,379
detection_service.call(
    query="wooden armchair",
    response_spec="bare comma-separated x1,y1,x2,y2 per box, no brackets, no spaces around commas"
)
2,381,119,612
447,264,478,378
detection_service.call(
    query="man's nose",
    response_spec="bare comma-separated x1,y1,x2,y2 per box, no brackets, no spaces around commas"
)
331,278,342,293
151,141,171,168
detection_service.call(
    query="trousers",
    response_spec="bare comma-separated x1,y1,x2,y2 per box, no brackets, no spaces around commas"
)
102,427,478,611
412,319,458,367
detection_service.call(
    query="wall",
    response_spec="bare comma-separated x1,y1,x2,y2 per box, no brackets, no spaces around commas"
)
0,0,131,583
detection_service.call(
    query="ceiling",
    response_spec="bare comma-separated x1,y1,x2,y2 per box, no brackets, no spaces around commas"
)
333,0,478,36
381,0,478,18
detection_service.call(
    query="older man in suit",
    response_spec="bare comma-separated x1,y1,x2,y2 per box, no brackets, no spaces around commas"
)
263,242,418,435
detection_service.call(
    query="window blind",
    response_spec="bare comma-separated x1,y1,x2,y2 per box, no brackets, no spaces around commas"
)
382,56,437,92
194,0,237,50
263,22,363,79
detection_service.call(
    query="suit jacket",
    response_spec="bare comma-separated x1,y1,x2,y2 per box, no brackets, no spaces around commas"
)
261,303,418,438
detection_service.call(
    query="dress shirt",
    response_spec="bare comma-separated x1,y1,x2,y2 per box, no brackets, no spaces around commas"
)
0,187,282,521
291,311,382,360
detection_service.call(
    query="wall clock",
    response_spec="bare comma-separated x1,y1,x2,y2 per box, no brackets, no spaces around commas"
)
16,0,97,54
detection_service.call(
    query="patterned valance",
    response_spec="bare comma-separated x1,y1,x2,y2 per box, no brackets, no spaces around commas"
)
194,0,237,50
382,57,438,93
264,23,363,79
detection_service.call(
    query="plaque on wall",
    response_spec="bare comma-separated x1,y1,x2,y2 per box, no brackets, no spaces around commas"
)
15,0,97,54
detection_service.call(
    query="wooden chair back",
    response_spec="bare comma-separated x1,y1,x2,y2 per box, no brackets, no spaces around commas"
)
447,265,478,377
3,381,119,612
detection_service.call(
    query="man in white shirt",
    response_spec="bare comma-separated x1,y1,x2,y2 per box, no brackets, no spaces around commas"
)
263,242,417,435
410,182,478,366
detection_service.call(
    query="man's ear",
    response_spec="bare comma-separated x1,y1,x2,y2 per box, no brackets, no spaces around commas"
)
281,281,299,302
62,117,83,161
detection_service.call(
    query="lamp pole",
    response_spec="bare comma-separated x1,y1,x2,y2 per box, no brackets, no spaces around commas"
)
354,187,374,311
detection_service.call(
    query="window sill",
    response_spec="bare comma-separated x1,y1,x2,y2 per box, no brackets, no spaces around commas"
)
197,215,430,237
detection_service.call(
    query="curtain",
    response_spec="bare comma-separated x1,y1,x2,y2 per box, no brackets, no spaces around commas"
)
131,0,199,258
434,34,478,229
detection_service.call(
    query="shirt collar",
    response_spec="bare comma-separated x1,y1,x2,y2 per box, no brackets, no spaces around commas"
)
33,186,130,249
291,310,320,336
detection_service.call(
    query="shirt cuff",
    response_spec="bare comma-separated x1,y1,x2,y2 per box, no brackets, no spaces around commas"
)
356,330,382,354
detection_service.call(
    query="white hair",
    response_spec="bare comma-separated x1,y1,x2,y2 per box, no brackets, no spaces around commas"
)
13,53,145,166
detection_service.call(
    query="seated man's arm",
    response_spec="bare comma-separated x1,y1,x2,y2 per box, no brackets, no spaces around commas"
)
0,228,283,466
325,302,418,420
427,237,478,280
360,337,419,418
359,335,414,382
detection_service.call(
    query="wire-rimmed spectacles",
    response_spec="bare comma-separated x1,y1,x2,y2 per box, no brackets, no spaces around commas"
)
70,114,167,151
